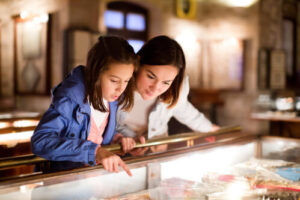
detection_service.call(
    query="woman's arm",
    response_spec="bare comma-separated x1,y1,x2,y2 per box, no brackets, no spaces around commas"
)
173,76,215,132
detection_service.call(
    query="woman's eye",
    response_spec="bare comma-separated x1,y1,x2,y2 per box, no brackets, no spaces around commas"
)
147,74,155,79
110,79,118,83
163,82,170,85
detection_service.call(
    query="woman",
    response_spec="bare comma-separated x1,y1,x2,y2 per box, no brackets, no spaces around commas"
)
116,35,218,152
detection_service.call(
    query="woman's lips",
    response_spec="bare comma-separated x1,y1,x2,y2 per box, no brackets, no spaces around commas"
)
145,90,153,97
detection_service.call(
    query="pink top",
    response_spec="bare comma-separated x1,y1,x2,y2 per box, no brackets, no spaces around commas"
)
88,113,109,145
88,104,123,164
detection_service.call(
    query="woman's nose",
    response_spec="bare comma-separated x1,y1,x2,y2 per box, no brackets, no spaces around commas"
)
150,81,159,91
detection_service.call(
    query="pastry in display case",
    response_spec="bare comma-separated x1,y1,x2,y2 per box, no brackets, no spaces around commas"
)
0,128,300,200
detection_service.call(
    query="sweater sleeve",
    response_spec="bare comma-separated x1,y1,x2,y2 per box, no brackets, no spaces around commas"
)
173,76,213,132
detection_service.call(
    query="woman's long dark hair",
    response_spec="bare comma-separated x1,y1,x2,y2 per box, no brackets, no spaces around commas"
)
137,35,186,108
84,36,137,112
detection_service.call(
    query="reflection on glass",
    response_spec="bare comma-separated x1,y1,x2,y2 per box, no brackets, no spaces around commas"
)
0,122,10,129
104,10,124,29
275,97,294,111
126,13,145,31
0,131,33,147
13,120,39,127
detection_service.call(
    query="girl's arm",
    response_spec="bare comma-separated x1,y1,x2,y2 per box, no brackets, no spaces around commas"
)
31,98,98,165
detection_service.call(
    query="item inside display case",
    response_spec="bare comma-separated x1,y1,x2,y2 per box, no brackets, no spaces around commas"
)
1,134,300,200
108,158,300,200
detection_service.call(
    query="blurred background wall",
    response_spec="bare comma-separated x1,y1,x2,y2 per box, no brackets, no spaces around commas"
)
0,0,299,136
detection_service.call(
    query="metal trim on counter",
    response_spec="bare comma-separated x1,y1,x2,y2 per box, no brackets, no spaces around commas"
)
0,126,241,170
105,125,241,151
0,129,259,188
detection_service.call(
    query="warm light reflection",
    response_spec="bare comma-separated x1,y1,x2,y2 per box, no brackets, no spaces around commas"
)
13,120,39,127
219,0,258,7
0,122,10,129
161,146,243,182
38,13,49,23
20,182,44,193
225,180,250,200
19,11,49,24
175,31,198,51
20,11,29,19
221,38,239,47
0,131,33,147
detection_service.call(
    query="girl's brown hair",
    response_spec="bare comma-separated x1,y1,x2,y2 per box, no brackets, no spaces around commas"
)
137,35,186,108
84,36,137,112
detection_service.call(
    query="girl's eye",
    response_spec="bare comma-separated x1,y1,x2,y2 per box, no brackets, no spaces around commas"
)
110,79,118,83
163,82,171,85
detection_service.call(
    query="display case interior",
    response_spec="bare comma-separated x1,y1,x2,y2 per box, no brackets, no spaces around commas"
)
0,133,300,200
0,111,40,178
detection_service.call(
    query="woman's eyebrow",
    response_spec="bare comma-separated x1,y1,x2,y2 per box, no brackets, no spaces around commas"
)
146,69,156,78
146,69,174,82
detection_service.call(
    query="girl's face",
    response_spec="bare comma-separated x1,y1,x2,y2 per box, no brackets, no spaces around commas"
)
136,65,178,100
100,63,134,102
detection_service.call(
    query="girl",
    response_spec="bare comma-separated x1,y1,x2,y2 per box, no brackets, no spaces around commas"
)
116,35,219,153
31,36,136,176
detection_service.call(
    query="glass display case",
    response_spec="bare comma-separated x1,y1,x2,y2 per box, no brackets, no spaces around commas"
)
0,132,300,199
0,111,40,178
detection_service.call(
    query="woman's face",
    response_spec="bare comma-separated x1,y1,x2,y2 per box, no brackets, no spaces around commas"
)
136,65,179,100
100,63,134,102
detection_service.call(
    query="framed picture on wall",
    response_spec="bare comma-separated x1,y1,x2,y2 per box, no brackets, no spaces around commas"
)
14,14,51,95
65,29,100,76
207,38,245,90
176,0,196,19
257,49,270,90
270,50,286,89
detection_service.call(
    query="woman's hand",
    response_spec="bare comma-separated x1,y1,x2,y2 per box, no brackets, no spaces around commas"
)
211,124,220,131
120,137,136,153
204,124,220,143
95,148,132,176
150,144,168,153
128,136,148,156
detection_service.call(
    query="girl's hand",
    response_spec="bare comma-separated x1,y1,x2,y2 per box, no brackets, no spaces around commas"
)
95,148,132,176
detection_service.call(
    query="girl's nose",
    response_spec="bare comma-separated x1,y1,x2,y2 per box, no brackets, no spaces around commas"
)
116,84,122,92
117,82,126,93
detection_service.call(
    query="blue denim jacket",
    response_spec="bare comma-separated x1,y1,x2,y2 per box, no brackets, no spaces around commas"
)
31,66,118,166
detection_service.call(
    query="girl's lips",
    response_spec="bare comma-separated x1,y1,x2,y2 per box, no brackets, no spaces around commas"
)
112,95,119,100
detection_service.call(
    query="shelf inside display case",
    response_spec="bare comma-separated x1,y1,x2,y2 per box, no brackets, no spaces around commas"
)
0,133,300,199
